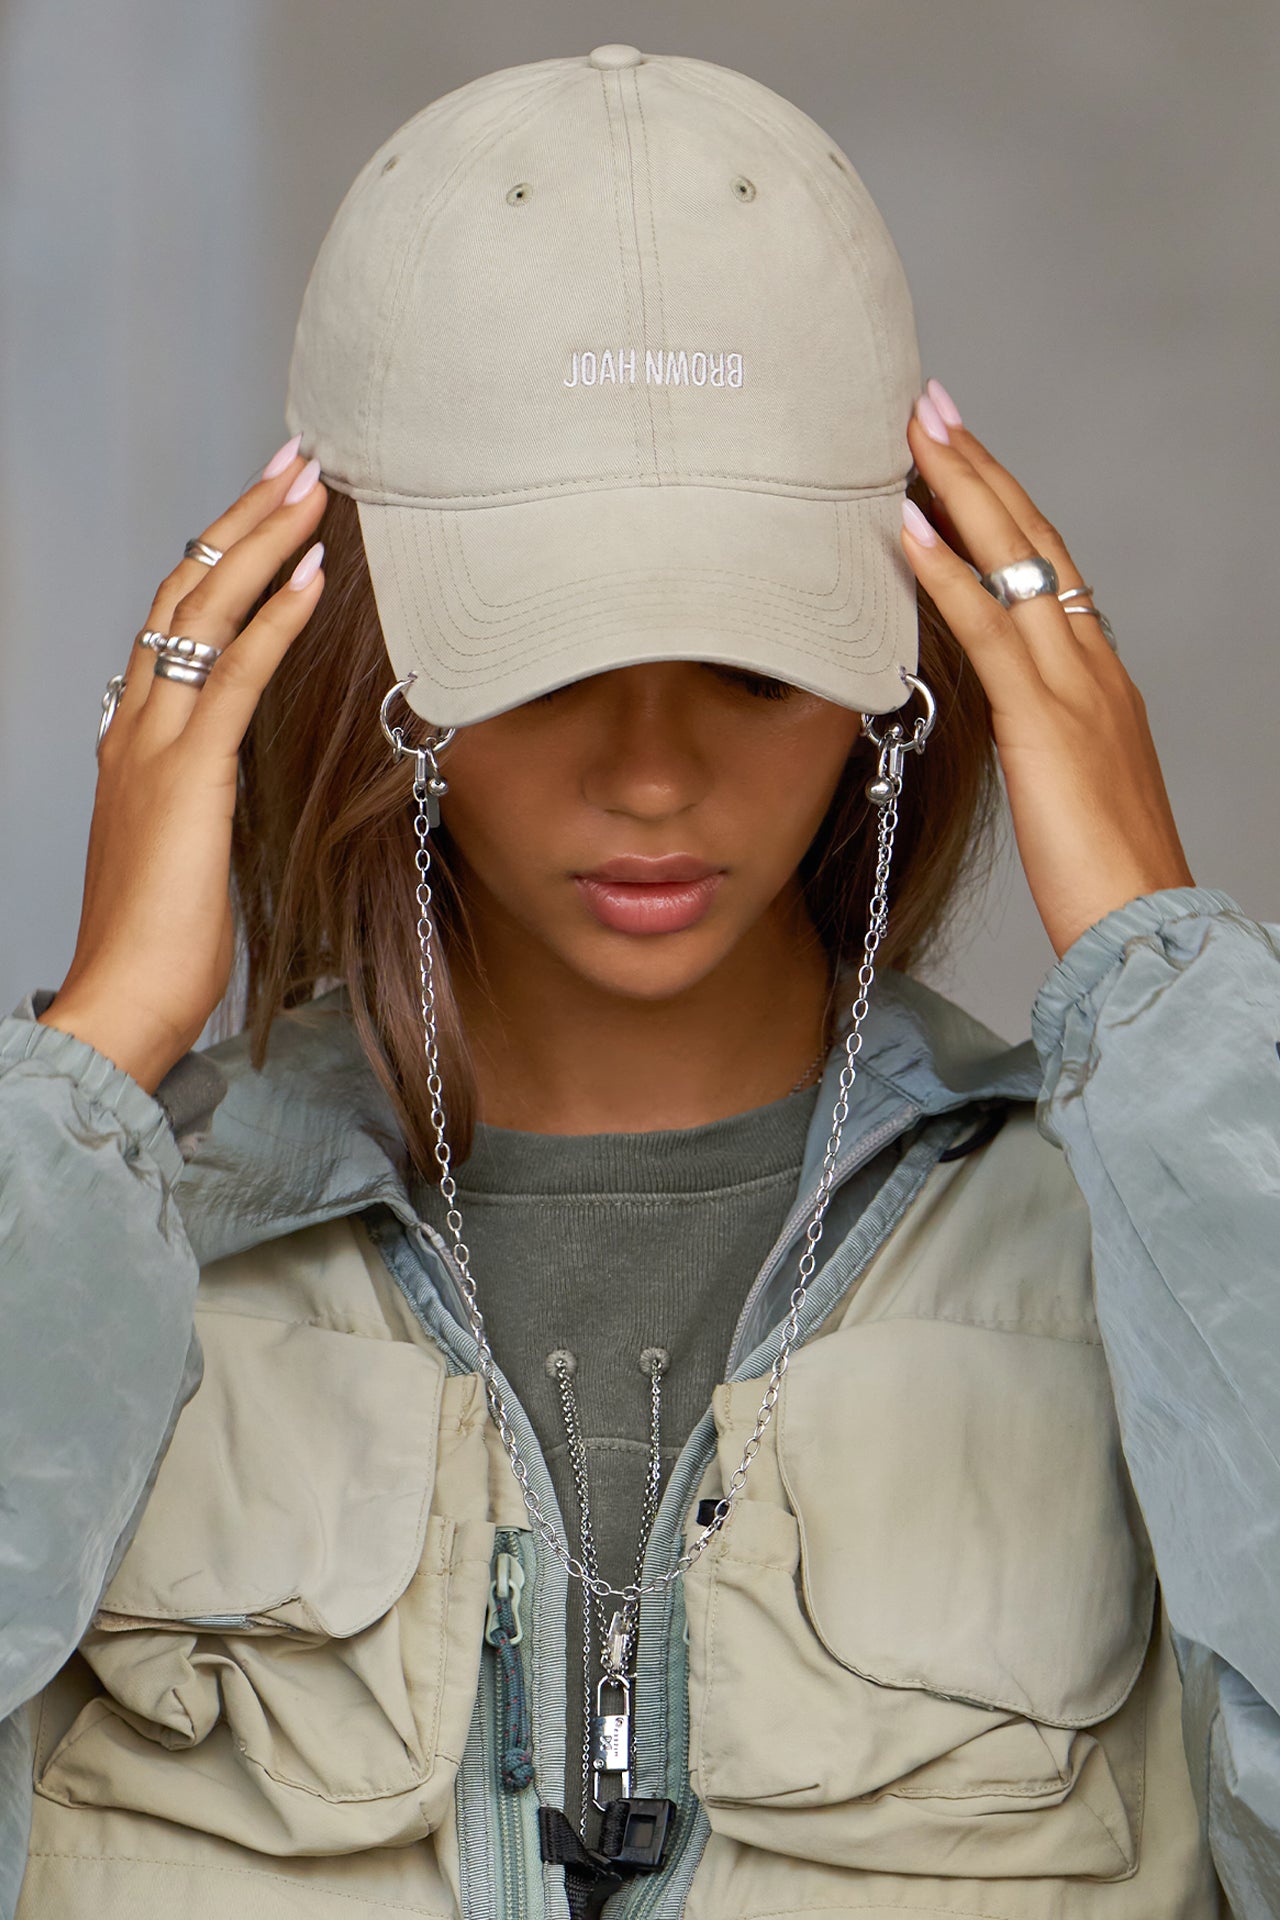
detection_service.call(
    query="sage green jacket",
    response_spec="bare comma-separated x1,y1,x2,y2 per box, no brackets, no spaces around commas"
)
1,884,1277,1917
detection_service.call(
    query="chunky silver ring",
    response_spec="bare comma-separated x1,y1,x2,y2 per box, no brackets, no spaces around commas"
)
155,633,222,668
154,655,212,687
980,555,1059,606
96,673,127,754
184,537,223,566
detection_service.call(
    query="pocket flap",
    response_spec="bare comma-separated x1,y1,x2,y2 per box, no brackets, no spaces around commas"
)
776,1318,1155,1727
96,1310,446,1638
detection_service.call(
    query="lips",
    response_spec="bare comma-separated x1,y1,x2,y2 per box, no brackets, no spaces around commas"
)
573,855,726,935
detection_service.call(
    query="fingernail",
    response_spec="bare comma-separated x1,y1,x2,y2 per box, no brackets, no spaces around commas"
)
283,456,321,505
263,431,303,479
915,393,951,445
902,499,938,547
288,540,325,590
926,377,962,428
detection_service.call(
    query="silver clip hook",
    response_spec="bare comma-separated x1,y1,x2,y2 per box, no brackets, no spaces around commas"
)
380,674,456,826
860,669,937,807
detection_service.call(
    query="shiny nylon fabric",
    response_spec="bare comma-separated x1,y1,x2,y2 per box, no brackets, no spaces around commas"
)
1,885,1278,1914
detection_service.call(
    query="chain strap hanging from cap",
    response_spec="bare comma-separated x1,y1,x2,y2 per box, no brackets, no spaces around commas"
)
382,666,936,1610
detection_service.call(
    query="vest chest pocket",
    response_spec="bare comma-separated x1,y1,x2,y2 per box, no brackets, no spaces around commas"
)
684,1318,1157,1880
35,1309,498,1856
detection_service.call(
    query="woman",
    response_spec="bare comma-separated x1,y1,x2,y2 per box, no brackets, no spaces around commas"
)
1,43,1276,1920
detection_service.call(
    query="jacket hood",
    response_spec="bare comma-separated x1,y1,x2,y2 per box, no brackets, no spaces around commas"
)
174,975,1044,1272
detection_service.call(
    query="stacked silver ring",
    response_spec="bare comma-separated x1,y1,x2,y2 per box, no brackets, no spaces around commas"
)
1057,584,1118,651
147,632,223,686
184,537,224,566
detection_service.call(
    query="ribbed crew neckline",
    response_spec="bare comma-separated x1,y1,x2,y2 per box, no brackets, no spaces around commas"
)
435,1082,822,1198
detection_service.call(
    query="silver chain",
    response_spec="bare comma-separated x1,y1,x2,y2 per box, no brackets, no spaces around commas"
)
404,693,928,1617
549,1346,667,1825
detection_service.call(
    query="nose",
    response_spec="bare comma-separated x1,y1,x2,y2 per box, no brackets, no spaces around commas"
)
579,665,713,822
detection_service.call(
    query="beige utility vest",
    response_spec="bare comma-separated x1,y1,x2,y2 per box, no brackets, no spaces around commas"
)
18,1107,1221,1917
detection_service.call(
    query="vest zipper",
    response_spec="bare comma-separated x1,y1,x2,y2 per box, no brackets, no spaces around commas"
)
487,1530,535,1791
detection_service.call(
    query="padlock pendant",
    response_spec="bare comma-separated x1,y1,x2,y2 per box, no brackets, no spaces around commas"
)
591,1672,632,1807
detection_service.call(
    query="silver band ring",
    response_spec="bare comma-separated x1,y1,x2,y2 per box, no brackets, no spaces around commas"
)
1062,603,1119,651
96,673,127,753
184,537,223,566
154,655,212,687
155,633,221,667
1055,583,1119,653
980,555,1060,606
139,628,170,652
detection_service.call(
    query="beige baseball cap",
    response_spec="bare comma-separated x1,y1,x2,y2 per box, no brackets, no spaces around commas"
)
284,44,923,728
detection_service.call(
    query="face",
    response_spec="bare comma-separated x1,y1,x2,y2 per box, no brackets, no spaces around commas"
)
435,661,865,1004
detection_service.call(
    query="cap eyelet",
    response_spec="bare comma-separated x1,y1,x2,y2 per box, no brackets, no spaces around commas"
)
380,154,399,175
506,181,533,205
731,175,757,201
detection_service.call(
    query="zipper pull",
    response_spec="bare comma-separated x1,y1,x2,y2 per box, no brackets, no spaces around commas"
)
486,1536,533,1791
485,1550,526,1647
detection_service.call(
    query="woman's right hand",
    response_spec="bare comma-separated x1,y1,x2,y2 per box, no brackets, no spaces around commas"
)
37,441,329,1095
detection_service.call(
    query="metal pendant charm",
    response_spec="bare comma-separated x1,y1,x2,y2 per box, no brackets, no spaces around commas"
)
591,1672,632,1807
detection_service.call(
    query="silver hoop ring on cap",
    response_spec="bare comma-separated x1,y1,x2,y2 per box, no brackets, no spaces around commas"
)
184,537,224,566
96,673,127,753
861,668,937,754
980,555,1059,606
379,673,456,763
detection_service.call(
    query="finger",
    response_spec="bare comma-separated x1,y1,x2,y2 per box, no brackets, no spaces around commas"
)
918,385,1119,667
117,444,313,715
180,544,326,758
899,498,1046,717
906,406,1087,690
131,466,326,743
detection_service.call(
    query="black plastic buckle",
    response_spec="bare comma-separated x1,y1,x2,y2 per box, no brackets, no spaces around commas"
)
597,1796,676,1870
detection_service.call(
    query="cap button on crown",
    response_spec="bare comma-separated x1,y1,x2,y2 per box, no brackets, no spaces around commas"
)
587,44,645,69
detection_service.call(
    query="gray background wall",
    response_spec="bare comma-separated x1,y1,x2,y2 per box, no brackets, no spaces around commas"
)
2,0,1276,1046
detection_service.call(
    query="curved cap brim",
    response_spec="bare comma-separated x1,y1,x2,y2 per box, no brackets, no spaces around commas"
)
356,482,918,728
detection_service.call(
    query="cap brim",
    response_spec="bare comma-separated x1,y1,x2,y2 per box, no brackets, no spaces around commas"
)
356,483,917,728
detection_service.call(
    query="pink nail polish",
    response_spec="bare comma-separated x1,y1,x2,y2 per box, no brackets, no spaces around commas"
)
283,457,321,506
263,431,303,479
902,499,938,547
926,378,962,428
287,540,325,590
915,394,950,445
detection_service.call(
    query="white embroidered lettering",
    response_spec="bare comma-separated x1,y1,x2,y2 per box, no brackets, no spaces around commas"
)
565,348,744,389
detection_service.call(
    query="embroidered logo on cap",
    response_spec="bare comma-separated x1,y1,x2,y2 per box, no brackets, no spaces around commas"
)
564,348,744,388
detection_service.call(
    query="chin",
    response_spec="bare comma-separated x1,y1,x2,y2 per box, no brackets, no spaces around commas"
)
559,925,742,1005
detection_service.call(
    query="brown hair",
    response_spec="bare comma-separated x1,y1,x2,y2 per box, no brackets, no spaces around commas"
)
230,480,1001,1171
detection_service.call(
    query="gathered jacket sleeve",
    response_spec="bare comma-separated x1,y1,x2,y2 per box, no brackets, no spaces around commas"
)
1031,884,1280,1918
0,991,225,1920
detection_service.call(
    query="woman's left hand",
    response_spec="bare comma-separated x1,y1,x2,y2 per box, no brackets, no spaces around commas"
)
899,379,1195,961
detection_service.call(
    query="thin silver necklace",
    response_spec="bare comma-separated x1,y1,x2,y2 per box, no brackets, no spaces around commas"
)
383,667,935,1831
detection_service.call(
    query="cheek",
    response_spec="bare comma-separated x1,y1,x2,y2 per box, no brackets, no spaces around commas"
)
745,721,864,864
